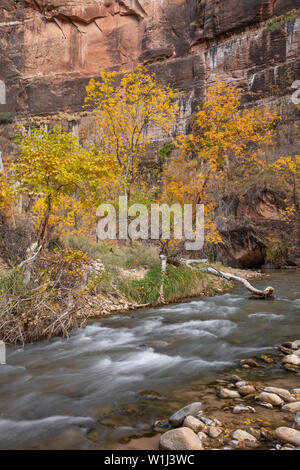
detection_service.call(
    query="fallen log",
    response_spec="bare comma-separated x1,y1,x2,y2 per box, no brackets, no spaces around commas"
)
179,260,274,298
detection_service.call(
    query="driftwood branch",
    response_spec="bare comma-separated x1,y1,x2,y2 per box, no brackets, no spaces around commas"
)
179,259,274,298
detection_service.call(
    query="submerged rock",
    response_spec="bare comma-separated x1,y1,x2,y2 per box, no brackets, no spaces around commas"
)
169,402,202,428
282,355,300,366
160,427,203,450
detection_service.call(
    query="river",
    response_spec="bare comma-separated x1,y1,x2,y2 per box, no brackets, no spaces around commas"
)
0,271,299,449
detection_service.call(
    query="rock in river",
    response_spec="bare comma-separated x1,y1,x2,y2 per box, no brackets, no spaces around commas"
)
263,387,291,402
218,388,240,399
282,355,300,366
231,429,258,446
259,392,284,406
275,427,300,446
281,402,300,413
169,402,202,427
233,404,256,414
238,385,256,396
160,427,203,450
208,426,222,439
183,416,205,433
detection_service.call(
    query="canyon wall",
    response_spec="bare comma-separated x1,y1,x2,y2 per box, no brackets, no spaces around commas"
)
0,1,299,123
0,0,300,267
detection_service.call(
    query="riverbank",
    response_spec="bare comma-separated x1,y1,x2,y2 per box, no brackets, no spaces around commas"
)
0,241,267,344
0,271,299,449
85,264,265,319
117,342,300,451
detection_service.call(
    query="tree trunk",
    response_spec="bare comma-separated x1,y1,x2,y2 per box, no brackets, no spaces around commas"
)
179,260,274,298
159,254,167,303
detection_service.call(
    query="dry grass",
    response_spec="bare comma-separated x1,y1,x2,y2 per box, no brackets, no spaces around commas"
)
0,249,89,345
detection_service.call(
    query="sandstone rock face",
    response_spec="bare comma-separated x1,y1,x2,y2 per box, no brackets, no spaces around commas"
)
1,0,300,122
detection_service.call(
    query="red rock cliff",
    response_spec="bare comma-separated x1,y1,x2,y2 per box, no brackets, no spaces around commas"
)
0,0,299,119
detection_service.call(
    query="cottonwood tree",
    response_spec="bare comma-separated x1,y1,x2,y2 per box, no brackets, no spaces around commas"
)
162,81,279,245
85,65,178,199
13,126,113,261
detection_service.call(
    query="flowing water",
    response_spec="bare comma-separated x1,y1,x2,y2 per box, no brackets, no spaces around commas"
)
0,271,299,449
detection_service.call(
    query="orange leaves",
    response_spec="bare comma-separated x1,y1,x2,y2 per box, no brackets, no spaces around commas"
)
270,154,300,220
85,65,177,194
12,126,113,241
162,81,279,245
0,159,13,216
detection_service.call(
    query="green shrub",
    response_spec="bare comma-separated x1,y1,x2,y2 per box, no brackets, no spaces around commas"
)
64,234,160,269
118,265,209,305
263,9,298,32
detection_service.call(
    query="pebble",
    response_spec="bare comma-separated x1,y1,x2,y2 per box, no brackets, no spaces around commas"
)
235,381,247,388
238,385,256,396
160,427,204,450
282,354,300,366
281,402,300,413
240,359,261,368
233,404,256,414
263,387,291,402
213,418,222,426
247,428,261,440
218,388,240,399
169,402,202,427
257,401,273,409
275,427,300,447
208,426,222,439
229,439,241,449
259,392,284,406
183,416,205,433
231,429,258,443
197,431,210,446
228,375,243,383
199,416,214,426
